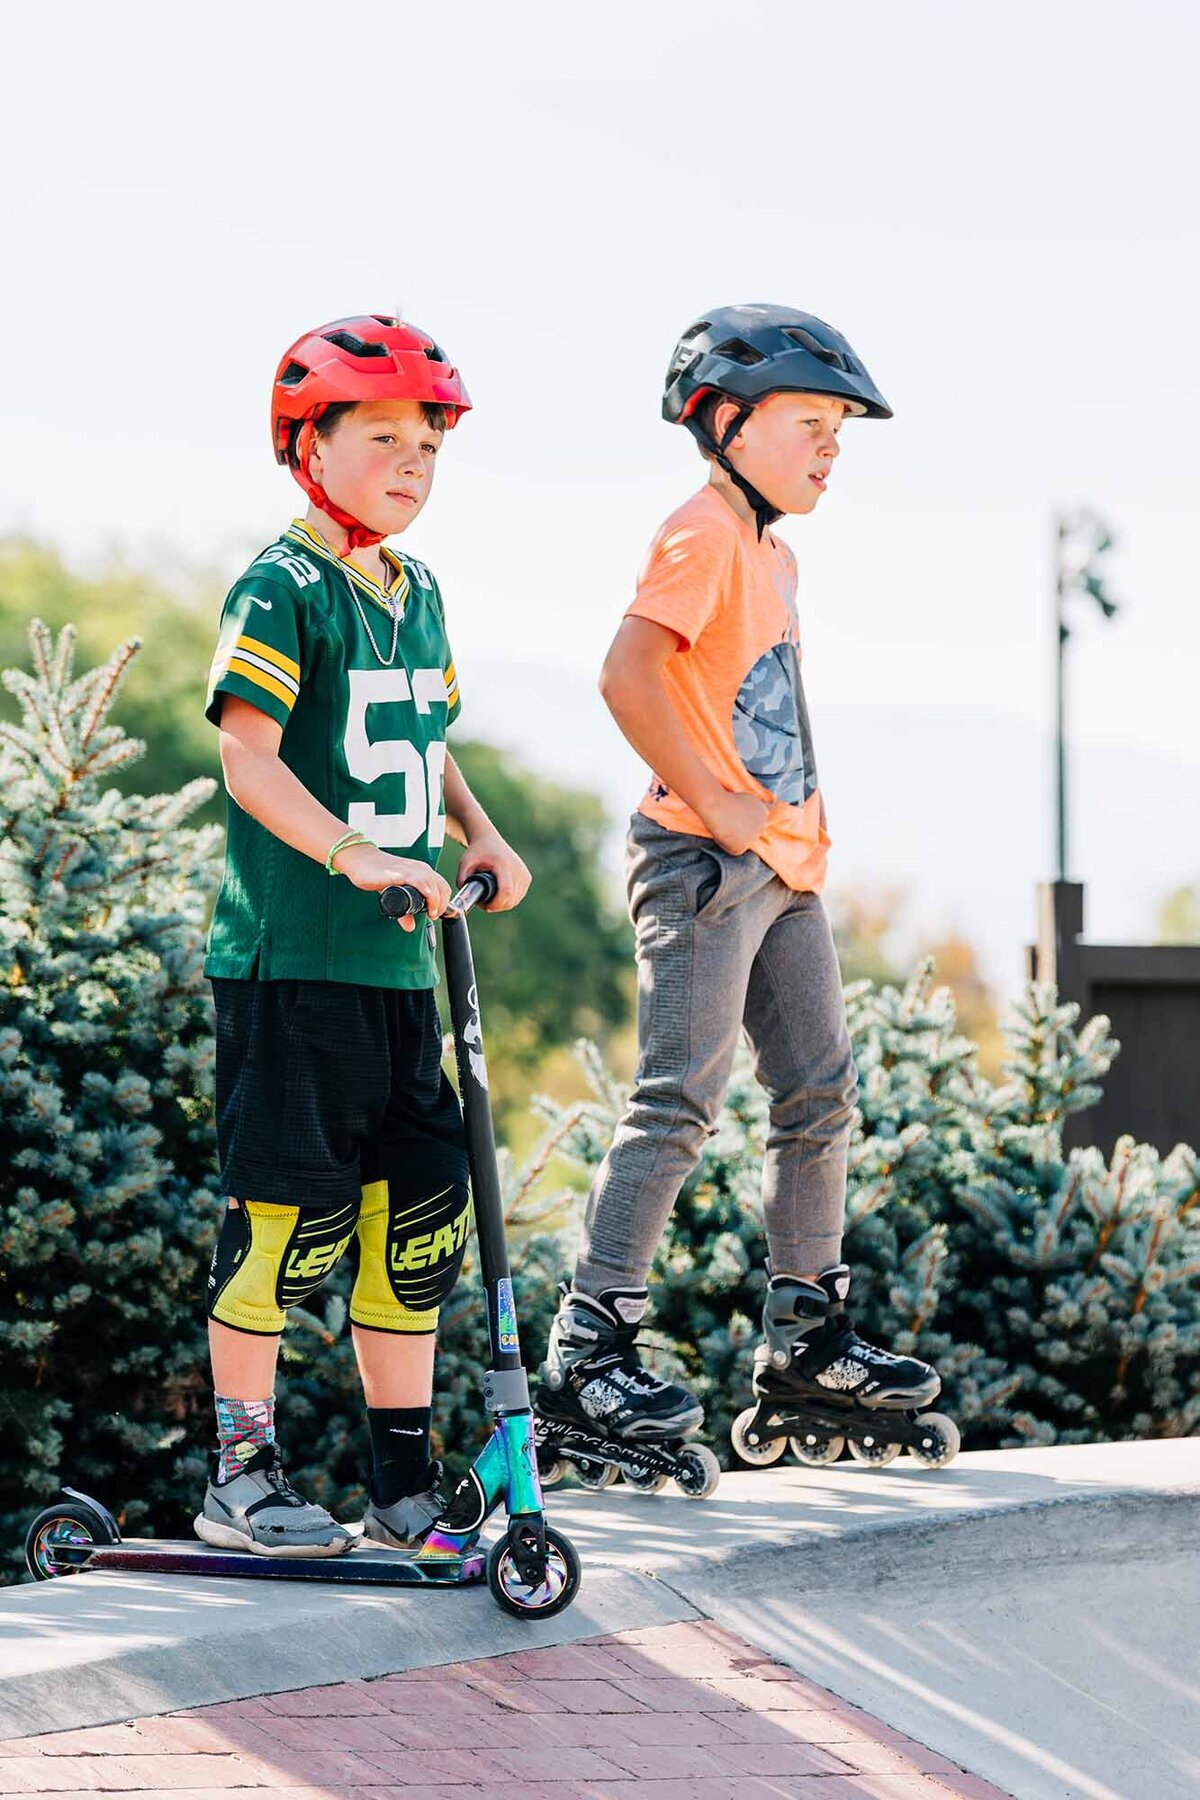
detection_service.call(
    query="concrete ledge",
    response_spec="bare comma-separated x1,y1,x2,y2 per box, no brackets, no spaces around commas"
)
0,1562,695,1738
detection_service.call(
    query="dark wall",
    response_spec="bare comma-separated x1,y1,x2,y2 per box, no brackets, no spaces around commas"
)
1079,976,1200,1156
1029,884,1200,1159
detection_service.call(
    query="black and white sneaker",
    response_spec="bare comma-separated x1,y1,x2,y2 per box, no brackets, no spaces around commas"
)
537,1285,703,1441
194,1443,354,1558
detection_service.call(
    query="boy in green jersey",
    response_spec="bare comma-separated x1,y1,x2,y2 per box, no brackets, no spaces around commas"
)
198,316,530,1557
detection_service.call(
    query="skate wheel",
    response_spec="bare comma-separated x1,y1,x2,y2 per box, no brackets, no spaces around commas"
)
487,1523,581,1620
847,1434,902,1467
538,1458,566,1490
622,1466,669,1493
25,1500,116,1580
906,1412,961,1469
731,1407,787,1467
788,1432,846,1468
674,1443,721,1499
574,1458,620,1491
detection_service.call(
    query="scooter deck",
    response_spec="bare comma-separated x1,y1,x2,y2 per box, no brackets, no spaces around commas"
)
64,1538,486,1586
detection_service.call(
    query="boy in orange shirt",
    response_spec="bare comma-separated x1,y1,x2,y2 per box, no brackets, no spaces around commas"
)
537,305,943,1459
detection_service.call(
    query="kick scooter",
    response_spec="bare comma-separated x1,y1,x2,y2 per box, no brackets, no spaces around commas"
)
25,873,581,1621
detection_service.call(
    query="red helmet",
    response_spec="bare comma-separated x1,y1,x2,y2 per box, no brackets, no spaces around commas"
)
271,315,472,547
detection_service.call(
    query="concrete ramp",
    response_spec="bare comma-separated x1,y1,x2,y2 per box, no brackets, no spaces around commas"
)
552,1439,1200,1800
2,1440,1196,1799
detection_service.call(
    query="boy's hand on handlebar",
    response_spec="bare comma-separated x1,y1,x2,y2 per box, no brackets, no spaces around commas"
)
337,846,451,931
704,791,771,857
458,830,531,913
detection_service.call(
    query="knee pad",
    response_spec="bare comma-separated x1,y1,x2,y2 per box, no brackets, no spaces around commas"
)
351,1178,471,1334
207,1197,359,1335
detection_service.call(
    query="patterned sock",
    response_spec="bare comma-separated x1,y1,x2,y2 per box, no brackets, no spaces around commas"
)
214,1394,276,1484
367,1405,432,1506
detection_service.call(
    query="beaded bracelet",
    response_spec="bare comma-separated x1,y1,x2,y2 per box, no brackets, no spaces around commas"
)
325,828,375,875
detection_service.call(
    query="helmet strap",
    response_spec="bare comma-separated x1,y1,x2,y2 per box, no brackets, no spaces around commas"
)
291,419,387,551
684,405,782,541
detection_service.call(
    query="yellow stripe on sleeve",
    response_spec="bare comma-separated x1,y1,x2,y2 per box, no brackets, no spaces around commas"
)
226,658,297,711
237,634,300,681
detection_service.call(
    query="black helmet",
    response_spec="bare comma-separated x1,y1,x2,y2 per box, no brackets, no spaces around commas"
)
663,304,892,538
663,303,892,426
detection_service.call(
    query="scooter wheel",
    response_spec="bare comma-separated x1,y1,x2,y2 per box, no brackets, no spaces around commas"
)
847,1435,902,1467
575,1458,619,1491
788,1432,846,1467
25,1501,116,1580
731,1407,787,1467
622,1466,669,1494
674,1443,721,1499
487,1524,581,1620
906,1412,961,1469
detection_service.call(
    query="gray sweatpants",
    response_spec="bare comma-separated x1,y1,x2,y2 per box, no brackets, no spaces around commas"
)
575,813,857,1295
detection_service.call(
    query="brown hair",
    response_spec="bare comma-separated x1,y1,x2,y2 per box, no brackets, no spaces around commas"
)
290,400,448,465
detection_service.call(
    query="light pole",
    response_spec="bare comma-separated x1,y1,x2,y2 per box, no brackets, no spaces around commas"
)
1054,509,1120,882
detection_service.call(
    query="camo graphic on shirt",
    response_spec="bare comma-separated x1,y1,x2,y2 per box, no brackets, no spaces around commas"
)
731,641,817,804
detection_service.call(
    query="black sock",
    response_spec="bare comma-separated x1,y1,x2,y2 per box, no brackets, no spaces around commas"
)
366,1405,432,1506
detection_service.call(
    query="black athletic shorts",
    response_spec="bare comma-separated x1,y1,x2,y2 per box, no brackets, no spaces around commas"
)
211,979,468,1209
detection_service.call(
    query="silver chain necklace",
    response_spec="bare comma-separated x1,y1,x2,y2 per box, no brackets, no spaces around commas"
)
345,568,403,667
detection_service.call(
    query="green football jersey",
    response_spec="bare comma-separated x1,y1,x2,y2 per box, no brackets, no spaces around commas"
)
204,519,462,989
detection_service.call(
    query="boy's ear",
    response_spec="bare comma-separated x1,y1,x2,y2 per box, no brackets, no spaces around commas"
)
710,397,744,447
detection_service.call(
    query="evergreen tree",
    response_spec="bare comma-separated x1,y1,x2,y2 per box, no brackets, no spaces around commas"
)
0,539,223,818
0,623,222,1575
955,987,1200,1442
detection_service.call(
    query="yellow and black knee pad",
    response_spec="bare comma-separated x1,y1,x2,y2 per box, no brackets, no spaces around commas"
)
207,1197,360,1335
351,1179,471,1334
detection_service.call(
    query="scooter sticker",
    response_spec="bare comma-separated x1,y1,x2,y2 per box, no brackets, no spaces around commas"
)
463,985,488,1089
495,1278,520,1352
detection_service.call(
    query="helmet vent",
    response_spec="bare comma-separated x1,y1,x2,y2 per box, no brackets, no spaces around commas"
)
715,336,767,367
423,342,447,363
679,320,710,344
279,360,309,387
784,327,847,372
324,329,389,360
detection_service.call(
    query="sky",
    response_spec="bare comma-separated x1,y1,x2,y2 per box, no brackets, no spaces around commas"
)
1,0,1197,983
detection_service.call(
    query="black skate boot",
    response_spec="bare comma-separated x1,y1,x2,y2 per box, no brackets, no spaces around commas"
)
534,1286,719,1499
731,1265,960,1472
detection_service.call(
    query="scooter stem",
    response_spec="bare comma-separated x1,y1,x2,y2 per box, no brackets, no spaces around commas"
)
441,895,529,1409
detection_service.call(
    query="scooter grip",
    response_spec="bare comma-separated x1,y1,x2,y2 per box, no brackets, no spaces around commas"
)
378,884,428,920
462,870,500,907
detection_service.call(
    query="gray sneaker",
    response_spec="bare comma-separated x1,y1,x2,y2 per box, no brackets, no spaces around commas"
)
194,1444,354,1558
362,1461,446,1550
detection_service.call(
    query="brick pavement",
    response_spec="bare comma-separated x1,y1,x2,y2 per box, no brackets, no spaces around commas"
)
0,1619,1011,1798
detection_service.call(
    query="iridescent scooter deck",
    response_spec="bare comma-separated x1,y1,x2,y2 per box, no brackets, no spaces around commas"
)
62,1537,485,1585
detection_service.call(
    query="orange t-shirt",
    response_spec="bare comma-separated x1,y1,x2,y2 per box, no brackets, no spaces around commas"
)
627,485,830,894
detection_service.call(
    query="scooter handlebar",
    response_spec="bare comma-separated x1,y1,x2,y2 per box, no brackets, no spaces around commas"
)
379,870,499,921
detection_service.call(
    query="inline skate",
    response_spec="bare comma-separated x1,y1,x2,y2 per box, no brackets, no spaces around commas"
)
535,1285,721,1499
731,1265,960,1471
